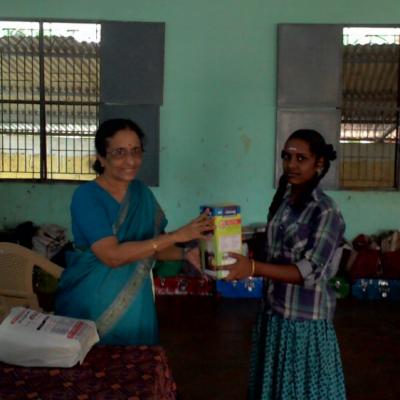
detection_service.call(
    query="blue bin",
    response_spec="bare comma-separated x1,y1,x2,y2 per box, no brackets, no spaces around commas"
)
216,277,263,298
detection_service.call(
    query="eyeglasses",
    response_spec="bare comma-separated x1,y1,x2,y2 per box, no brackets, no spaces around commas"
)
107,147,144,159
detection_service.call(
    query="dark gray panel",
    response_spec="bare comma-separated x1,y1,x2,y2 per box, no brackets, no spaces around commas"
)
101,22,165,105
277,24,343,108
275,109,341,189
99,105,160,186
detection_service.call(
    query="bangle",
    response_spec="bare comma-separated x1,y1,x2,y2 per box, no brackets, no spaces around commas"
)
151,239,158,253
250,259,256,277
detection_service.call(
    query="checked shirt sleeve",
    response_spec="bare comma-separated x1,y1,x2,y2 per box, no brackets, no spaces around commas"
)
296,206,345,288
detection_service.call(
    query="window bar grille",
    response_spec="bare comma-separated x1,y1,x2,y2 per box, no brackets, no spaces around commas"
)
80,47,84,175
0,49,3,172
73,41,77,176
31,30,36,178
39,22,47,180
1,22,100,180
64,47,68,176
395,39,400,188
16,48,19,174
57,38,62,178
7,38,13,175
49,34,53,178
89,41,94,176
7,35,11,173
23,49,26,173
341,40,400,188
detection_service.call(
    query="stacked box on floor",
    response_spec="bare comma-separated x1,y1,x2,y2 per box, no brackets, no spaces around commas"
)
351,279,400,300
216,277,263,298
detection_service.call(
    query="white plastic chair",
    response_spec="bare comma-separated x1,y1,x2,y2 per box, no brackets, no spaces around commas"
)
0,242,63,318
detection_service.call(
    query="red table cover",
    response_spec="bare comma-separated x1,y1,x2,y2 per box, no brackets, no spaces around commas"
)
0,345,177,400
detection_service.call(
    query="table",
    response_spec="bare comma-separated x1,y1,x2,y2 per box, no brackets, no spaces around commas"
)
0,345,177,400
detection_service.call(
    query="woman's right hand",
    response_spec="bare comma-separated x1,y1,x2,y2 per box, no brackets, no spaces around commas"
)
172,211,214,243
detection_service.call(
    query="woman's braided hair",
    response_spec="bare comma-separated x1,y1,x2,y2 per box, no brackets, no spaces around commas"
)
267,129,336,222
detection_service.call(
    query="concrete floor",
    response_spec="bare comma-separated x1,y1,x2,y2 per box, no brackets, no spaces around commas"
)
157,296,400,400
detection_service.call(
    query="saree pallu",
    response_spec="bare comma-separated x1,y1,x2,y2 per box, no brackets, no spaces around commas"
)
55,180,167,345
248,309,346,400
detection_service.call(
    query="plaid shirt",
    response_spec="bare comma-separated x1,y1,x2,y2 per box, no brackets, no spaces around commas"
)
264,185,345,320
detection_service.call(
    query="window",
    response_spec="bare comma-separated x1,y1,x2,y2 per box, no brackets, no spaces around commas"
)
276,24,400,190
341,27,400,188
0,20,165,185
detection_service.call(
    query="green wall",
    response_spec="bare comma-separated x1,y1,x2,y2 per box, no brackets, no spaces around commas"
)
1,0,399,240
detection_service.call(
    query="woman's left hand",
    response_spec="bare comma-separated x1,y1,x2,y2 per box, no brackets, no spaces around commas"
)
225,252,253,281
173,211,214,243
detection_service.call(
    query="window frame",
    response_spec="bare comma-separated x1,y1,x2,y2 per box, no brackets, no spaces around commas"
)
0,18,164,186
276,23,400,191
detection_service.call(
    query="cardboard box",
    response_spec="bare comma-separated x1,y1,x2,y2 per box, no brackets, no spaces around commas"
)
200,204,242,278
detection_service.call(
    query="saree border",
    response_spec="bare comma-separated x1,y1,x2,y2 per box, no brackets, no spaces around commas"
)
96,192,166,338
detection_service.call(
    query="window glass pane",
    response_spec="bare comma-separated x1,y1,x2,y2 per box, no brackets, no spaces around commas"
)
340,27,400,188
46,103,97,180
0,103,41,179
44,22,100,180
0,21,100,181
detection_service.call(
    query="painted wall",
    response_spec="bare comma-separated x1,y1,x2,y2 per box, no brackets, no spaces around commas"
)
0,0,399,240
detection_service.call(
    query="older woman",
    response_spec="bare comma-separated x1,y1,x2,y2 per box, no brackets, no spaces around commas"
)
55,118,212,345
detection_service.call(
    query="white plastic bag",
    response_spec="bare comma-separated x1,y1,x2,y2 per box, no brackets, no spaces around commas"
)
0,307,99,367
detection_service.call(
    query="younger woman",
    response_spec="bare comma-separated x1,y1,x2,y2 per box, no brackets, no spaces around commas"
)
227,129,346,400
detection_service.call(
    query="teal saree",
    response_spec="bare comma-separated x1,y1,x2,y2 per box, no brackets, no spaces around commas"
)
55,180,167,345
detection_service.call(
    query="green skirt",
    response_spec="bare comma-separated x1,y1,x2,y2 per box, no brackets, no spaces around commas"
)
248,312,346,400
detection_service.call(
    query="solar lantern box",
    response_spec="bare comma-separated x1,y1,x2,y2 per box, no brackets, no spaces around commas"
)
199,204,242,279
